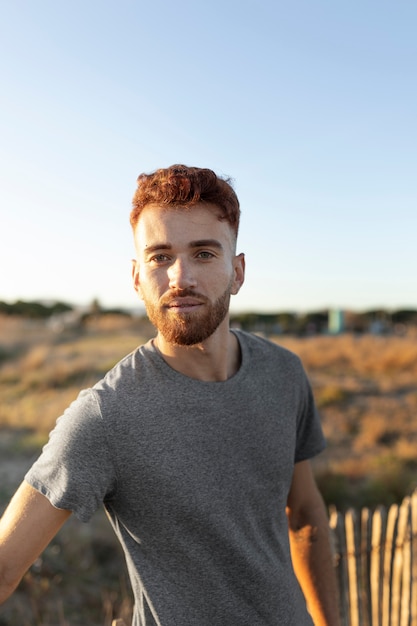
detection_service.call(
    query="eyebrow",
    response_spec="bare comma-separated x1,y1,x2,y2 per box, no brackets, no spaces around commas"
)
190,239,224,250
144,239,224,254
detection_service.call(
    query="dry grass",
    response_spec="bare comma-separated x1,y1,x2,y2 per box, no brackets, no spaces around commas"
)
275,333,417,509
276,333,417,376
0,315,154,436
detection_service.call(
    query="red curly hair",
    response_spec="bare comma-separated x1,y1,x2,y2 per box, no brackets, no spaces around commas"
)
130,165,240,236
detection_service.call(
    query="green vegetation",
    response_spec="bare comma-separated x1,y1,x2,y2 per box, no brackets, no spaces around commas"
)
0,300,73,319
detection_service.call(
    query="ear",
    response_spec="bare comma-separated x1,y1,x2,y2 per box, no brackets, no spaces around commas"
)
231,253,245,296
131,259,143,299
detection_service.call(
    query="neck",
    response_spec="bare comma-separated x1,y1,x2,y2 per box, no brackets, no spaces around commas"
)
153,320,240,382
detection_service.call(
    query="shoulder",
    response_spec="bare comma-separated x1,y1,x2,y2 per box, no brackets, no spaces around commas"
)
94,339,156,393
234,329,303,371
88,340,162,420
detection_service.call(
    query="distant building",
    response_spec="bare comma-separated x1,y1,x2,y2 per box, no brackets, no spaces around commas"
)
47,307,89,332
328,309,345,334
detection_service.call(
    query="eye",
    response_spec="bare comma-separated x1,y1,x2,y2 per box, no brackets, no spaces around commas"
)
196,251,214,259
150,254,170,263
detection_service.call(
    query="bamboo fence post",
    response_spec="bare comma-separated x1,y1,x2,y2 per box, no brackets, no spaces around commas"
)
391,498,410,626
361,507,371,626
399,497,412,626
329,507,350,626
370,506,386,626
330,493,417,626
382,504,399,626
346,508,361,626
411,490,417,625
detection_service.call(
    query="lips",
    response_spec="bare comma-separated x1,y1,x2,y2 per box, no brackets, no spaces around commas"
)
168,298,202,308
160,290,207,313
161,295,205,315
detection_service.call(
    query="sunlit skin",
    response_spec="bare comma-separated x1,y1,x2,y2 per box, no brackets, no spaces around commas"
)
131,203,245,381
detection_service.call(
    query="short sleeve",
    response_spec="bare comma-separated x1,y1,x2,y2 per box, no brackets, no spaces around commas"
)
294,366,326,463
25,388,118,522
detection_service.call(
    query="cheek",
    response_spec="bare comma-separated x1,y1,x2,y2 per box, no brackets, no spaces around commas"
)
139,270,167,297
206,266,235,291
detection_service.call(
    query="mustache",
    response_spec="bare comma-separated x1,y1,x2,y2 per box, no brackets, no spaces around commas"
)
160,289,208,305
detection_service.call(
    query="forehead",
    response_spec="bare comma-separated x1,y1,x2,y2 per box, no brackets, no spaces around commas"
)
134,203,236,252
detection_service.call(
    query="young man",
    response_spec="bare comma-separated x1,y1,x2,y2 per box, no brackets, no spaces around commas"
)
0,165,340,625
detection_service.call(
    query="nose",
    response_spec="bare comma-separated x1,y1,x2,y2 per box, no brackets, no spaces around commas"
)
168,257,196,290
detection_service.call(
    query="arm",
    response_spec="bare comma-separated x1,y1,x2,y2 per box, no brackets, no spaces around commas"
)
286,460,341,626
0,481,71,604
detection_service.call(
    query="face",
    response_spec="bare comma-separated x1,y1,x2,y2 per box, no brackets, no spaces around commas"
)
132,203,245,346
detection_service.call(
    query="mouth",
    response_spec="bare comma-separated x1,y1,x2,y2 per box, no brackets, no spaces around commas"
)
165,298,203,313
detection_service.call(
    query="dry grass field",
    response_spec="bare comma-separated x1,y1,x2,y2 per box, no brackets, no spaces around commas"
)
276,332,417,509
1,314,417,624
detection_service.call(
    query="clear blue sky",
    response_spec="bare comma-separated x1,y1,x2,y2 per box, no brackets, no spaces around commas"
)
1,0,416,313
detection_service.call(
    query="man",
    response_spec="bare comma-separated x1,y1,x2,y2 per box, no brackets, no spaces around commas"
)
0,165,340,625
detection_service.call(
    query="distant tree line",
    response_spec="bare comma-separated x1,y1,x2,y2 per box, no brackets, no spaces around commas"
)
0,299,132,322
230,309,417,335
1,300,416,335
230,311,328,335
0,300,73,318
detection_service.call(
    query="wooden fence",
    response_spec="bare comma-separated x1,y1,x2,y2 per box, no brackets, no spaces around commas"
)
111,490,417,626
330,490,417,626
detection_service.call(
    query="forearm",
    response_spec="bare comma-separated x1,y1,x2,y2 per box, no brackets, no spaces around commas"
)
0,481,71,605
0,566,21,605
288,501,341,626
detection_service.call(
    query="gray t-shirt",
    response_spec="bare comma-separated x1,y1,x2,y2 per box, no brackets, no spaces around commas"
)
26,330,325,626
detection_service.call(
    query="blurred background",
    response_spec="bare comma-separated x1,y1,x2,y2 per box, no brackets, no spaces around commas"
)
1,1,417,623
